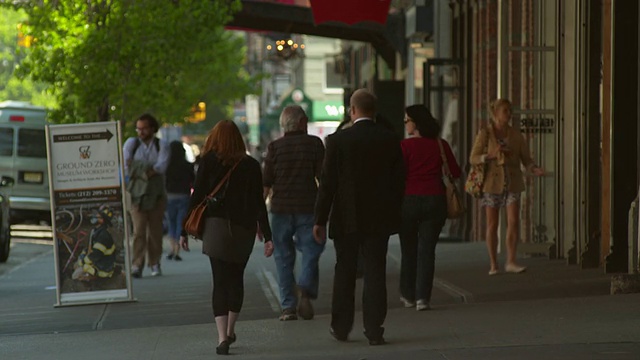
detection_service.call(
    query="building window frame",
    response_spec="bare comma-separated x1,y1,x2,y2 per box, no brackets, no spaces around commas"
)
323,55,345,94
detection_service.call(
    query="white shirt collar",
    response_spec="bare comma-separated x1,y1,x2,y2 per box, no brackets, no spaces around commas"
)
353,117,373,124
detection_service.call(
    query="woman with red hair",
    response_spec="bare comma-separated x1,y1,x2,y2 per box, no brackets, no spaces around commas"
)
180,120,273,355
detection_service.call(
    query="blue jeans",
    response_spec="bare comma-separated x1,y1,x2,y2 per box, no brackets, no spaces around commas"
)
270,213,326,311
399,194,447,302
165,194,190,241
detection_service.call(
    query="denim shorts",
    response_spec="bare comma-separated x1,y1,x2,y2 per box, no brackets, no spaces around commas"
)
481,191,521,208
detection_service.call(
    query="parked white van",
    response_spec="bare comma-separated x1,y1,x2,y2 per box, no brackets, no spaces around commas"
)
0,101,50,225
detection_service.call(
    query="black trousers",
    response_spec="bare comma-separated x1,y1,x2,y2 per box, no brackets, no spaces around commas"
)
209,257,246,317
331,232,389,340
399,194,447,302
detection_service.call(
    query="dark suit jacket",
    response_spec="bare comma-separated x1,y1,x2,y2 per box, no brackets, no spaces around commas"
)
314,119,405,239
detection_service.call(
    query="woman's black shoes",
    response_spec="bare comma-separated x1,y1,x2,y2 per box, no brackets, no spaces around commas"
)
216,334,235,355
216,340,230,355
166,253,174,260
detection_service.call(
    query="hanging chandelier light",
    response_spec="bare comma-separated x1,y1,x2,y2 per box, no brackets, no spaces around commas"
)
266,39,305,60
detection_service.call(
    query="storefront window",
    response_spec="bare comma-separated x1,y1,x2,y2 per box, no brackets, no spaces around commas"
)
502,0,558,248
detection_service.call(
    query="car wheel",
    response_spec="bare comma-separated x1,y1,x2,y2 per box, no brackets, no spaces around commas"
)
0,228,10,263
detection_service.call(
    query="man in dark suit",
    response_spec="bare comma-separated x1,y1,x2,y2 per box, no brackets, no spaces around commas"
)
313,89,405,345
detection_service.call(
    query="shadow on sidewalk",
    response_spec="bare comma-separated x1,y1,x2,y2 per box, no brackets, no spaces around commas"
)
431,242,612,305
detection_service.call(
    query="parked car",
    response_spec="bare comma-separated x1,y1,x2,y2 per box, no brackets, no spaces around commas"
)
0,101,50,226
0,175,15,262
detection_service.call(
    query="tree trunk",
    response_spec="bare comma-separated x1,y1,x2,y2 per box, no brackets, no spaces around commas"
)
98,97,109,122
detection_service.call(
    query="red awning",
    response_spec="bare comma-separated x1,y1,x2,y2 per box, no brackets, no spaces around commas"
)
309,0,391,25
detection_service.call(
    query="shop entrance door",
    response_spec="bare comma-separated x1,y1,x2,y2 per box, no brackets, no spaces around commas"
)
498,0,558,256
424,59,467,240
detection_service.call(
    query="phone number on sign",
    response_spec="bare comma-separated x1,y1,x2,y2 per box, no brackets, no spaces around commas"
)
55,188,121,204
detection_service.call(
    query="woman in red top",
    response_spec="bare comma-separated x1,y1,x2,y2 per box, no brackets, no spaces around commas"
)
399,105,461,311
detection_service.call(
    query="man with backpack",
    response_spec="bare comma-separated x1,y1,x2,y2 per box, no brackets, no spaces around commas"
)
123,113,169,278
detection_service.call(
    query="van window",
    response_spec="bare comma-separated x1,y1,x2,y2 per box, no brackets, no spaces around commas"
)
0,127,13,156
18,128,47,158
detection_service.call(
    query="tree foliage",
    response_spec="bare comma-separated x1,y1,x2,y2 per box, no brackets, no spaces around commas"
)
0,7,56,107
1,0,259,131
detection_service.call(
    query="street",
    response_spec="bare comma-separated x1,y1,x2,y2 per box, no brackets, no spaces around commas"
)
0,241,52,278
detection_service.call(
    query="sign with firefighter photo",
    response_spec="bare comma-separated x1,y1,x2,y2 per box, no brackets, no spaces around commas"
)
46,122,134,306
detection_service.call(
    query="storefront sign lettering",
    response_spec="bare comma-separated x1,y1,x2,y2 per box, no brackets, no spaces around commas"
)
520,118,554,134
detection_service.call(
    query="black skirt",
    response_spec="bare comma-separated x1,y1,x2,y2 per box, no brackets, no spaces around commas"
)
201,217,256,264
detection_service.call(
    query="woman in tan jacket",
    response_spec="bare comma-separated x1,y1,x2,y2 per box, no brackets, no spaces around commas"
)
469,99,544,275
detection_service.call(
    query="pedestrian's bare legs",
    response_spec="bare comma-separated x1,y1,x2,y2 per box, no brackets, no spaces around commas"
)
505,201,525,272
485,206,500,273
227,311,239,339
215,315,229,344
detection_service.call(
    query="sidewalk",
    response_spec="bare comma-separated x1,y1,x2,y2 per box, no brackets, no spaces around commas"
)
428,242,612,304
3,294,640,359
1,241,637,359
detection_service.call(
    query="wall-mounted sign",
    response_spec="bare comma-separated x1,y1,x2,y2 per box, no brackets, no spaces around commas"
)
520,117,554,134
292,89,305,103
312,100,344,122
245,94,260,146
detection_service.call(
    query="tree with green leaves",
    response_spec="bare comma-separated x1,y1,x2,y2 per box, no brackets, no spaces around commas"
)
1,0,259,132
0,7,56,107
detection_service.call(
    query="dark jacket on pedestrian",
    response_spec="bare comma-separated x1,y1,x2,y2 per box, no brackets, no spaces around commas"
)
165,143,195,195
187,152,272,241
314,120,405,238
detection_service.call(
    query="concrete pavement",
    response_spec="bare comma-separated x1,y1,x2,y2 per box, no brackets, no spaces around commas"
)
1,239,639,359
2,294,640,359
